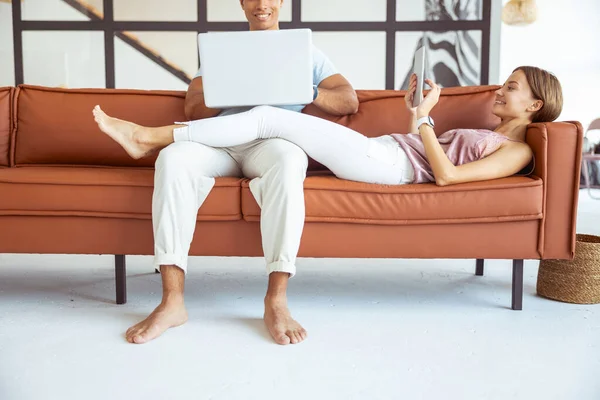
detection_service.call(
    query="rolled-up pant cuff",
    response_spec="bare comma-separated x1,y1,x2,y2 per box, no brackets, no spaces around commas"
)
154,253,188,274
267,261,296,278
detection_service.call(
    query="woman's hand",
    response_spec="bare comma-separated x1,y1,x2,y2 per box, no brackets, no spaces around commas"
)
404,73,418,115
416,79,441,118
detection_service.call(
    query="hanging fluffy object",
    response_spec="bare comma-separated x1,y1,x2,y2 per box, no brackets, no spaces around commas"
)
502,0,538,26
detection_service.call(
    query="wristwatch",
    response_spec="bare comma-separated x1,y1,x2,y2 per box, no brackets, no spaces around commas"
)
313,85,319,101
416,116,435,129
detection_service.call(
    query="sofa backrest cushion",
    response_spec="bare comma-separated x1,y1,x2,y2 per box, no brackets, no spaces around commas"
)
13,84,500,168
0,87,12,167
14,85,186,167
303,85,501,138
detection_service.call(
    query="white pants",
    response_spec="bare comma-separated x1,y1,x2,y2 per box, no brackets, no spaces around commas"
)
173,105,414,185
153,137,308,277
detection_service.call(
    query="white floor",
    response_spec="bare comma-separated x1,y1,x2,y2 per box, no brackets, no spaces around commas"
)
1,191,599,400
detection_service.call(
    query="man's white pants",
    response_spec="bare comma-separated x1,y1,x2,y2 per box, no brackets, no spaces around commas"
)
152,138,308,277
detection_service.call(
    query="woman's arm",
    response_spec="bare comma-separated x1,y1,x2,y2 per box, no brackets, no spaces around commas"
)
441,143,533,185
404,73,419,134
419,124,533,185
408,112,418,134
417,124,456,185
415,80,532,186
415,79,457,185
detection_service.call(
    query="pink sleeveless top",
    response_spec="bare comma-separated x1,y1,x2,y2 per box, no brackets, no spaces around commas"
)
391,129,513,184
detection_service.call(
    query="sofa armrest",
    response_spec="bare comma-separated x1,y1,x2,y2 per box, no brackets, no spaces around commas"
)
526,121,583,259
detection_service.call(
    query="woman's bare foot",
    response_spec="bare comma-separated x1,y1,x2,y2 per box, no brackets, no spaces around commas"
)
92,105,155,159
126,297,188,344
264,295,307,345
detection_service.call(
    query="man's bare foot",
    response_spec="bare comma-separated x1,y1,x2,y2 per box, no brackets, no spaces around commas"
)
126,297,188,344
264,295,307,345
92,105,154,159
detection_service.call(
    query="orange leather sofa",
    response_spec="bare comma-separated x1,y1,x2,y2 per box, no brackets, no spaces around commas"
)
0,85,583,310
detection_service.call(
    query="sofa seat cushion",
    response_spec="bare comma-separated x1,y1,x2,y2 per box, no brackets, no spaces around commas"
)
0,167,243,221
242,175,543,225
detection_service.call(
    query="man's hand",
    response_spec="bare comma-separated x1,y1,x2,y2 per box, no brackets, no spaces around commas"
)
184,77,222,120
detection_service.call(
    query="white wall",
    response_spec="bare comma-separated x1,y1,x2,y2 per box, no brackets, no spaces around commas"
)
114,0,196,21
23,31,106,88
115,36,189,91
2,0,599,129
498,0,600,129
304,0,386,22
0,0,198,90
313,31,387,89
20,0,91,20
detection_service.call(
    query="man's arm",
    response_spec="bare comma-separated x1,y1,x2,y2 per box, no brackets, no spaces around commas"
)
312,74,359,116
184,77,222,120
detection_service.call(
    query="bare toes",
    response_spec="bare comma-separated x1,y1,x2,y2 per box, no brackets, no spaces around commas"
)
293,331,303,344
129,327,153,344
276,332,291,345
133,335,145,344
126,323,141,336
126,328,140,342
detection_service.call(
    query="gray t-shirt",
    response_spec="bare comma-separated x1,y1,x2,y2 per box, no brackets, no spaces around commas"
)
194,45,338,116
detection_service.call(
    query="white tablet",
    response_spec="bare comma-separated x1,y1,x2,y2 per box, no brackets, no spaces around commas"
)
412,46,426,107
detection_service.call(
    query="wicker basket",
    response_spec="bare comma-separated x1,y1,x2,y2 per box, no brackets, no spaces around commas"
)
537,234,600,304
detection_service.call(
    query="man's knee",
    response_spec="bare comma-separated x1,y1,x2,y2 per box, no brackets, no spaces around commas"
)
155,142,227,183
155,142,196,172
270,139,308,171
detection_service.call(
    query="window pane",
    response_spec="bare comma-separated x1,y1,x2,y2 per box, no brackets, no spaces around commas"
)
313,32,386,90
0,1,15,86
397,0,482,21
23,31,105,88
207,0,292,22
114,0,196,21
22,0,103,21
115,31,197,90
303,0,386,22
395,30,482,89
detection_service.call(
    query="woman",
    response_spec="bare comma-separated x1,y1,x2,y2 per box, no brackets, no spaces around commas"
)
92,66,563,186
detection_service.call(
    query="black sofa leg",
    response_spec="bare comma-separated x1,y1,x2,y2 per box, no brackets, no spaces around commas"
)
476,259,484,276
115,255,127,305
512,259,524,311
155,268,160,274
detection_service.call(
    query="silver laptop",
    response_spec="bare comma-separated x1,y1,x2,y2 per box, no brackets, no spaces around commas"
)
198,29,314,109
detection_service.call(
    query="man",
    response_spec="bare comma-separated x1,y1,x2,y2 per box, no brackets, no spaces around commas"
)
125,0,359,345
